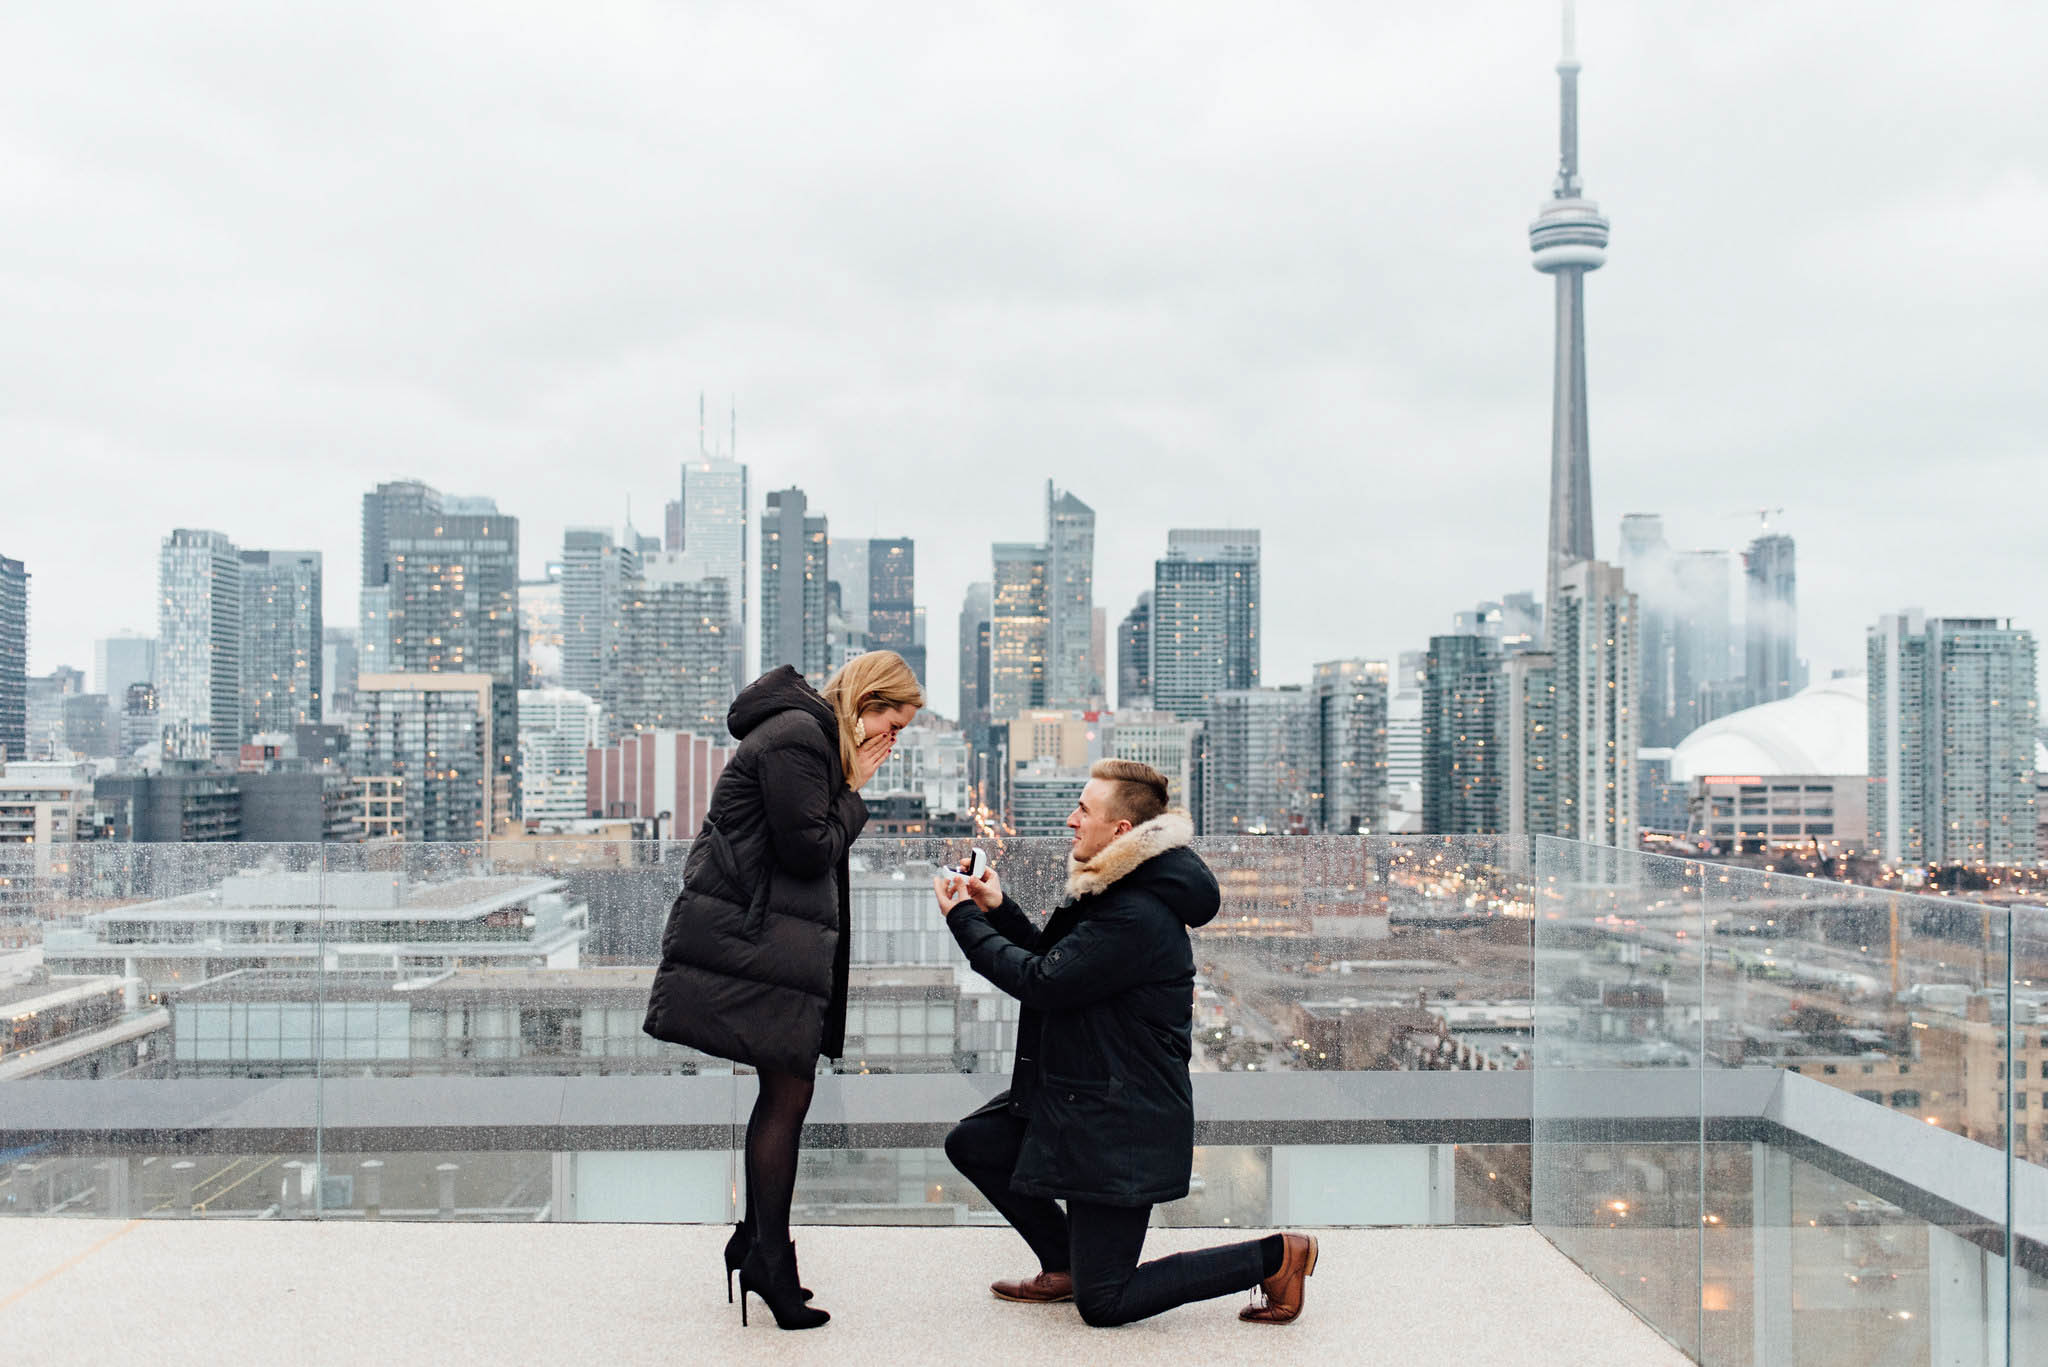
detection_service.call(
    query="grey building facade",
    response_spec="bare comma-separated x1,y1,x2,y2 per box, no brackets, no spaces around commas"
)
607,578,735,737
1868,612,2039,867
1151,530,1260,724
159,529,244,762
1744,532,1803,706
1201,686,1316,836
0,555,22,763
369,494,522,818
957,581,991,731
1045,484,1097,706
989,544,1048,721
760,488,829,686
240,549,324,739
1117,591,1152,709
1422,635,1501,835
1310,659,1389,835
867,538,924,686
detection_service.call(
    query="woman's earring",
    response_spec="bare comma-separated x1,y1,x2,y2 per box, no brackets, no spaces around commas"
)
854,717,868,744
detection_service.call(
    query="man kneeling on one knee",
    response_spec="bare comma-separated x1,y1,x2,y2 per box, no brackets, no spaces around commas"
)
934,759,1316,1328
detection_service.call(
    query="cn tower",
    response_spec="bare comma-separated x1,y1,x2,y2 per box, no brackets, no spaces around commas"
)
1530,2,1610,630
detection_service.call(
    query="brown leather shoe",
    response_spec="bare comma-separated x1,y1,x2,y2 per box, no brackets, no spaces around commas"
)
991,1270,1075,1303
1239,1234,1317,1324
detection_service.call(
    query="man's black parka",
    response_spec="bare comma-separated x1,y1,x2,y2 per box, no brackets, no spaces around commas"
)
643,667,867,1075
946,812,1220,1207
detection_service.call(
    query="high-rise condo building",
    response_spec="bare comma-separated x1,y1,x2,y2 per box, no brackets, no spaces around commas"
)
1151,530,1260,724
1201,686,1316,837
368,493,522,817
990,543,1049,721
0,555,27,763
607,577,735,736
1868,612,2039,867
867,538,924,686
239,549,323,739
1310,659,1389,836
159,530,244,762
1117,592,1152,709
358,480,441,679
1551,560,1639,846
1616,515,1679,747
93,632,156,715
676,456,749,683
321,627,358,722
561,528,640,708
760,488,829,686
1744,532,1803,705
1108,710,1203,816
353,673,502,841
1421,635,1500,835
958,581,992,730
1504,651,1560,836
1045,484,1097,706
1671,549,1735,739
518,687,604,826
1530,5,1610,633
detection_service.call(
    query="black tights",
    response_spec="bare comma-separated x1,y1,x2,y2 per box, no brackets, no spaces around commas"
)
742,1068,816,1251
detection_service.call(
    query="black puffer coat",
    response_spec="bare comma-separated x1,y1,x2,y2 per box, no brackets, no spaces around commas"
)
946,812,1220,1207
643,667,867,1074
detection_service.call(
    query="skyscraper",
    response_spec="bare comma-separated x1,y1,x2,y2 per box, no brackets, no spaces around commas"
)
1670,549,1735,738
1422,635,1505,836
1201,686,1316,837
868,538,924,685
0,555,27,763
1616,515,1678,746
358,480,440,679
989,544,1048,721
1551,559,1640,846
159,529,243,761
93,632,157,713
353,673,501,841
366,491,523,817
518,687,604,826
1151,529,1260,724
1310,659,1389,836
560,528,640,707
239,549,323,739
957,581,992,730
607,577,735,736
321,627,358,723
760,488,829,686
677,456,749,683
1868,612,2039,867
1504,651,1560,836
1530,5,1610,630
1744,532,1803,704
1046,484,1097,706
1117,592,1152,708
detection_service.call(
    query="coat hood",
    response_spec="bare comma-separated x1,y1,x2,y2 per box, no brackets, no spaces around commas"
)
1064,810,1219,927
727,665,838,745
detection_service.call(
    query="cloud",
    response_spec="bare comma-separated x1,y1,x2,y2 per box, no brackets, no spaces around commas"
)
2,1,2042,731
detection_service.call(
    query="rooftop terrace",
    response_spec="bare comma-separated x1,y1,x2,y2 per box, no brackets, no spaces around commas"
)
0,1220,1687,1367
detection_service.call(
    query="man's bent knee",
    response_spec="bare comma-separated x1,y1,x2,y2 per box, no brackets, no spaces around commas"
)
1074,1285,1133,1328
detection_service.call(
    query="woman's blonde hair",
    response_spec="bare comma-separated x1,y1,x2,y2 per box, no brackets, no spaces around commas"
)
820,651,925,786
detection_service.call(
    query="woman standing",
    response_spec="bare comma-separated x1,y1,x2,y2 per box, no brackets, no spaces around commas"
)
644,652,923,1330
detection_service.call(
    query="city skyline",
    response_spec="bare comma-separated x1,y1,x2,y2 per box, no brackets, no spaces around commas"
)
3,6,2043,726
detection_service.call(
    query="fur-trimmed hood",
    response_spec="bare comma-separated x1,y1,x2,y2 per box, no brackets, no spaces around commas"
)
1064,811,1217,928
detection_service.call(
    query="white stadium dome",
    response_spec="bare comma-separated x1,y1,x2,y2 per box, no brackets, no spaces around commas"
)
1667,675,1869,783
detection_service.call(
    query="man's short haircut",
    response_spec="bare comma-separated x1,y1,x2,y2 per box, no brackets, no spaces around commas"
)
1089,759,1170,827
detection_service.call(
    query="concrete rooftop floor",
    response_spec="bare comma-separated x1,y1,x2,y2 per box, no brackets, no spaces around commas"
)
2,1218,1692,1366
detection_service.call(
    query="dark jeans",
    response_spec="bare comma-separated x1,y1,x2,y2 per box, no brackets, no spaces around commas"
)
944,1105,1267,1327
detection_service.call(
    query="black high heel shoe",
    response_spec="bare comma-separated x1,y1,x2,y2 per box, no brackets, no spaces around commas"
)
724,1220,813,1303
738,1239,829,1330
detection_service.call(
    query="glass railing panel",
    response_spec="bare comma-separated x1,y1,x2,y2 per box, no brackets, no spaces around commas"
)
1,841,325,1219
2012,902,2047,1361
1530,836,1708,1361
1706,861,2014,1366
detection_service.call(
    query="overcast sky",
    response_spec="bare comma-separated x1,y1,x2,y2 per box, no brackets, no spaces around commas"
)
5,2,2043,721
